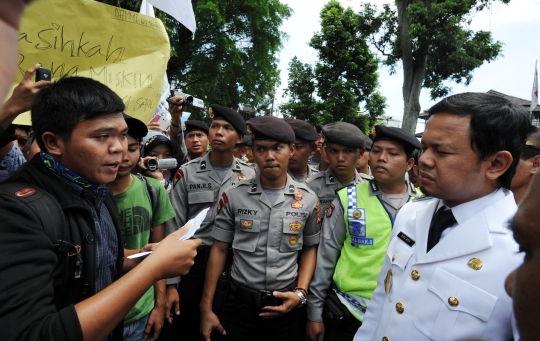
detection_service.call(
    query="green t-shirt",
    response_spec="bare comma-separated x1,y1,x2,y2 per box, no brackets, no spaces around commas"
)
114,175,175,324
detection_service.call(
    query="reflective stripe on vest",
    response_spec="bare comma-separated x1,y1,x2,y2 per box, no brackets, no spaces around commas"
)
333,182,407,321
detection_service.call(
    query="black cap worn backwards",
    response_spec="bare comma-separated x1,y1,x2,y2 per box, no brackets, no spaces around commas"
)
371,125,421,151
183,120,209,135
208,104,246,135
283,119,319,142
123,113,148,140
322,122,366,149
246,116,295,143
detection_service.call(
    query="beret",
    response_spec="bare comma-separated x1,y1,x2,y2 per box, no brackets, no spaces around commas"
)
363,135,373,150
123,113,148,139
246,116,295,143
142,131,172,157
315,124,323,134
283,119,319,142
183,120,209,135
238,134,252,146
371,125,421,151
209,104,246,135
322,122,366,148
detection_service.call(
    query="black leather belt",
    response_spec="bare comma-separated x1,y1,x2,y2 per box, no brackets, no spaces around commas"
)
230,279,295,307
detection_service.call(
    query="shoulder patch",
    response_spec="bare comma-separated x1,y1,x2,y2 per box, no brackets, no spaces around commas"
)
173,169,184,188
216,192,229,215
326,203,335,218
14,187,36,198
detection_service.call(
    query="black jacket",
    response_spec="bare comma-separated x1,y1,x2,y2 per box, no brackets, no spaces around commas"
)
0,155,124,340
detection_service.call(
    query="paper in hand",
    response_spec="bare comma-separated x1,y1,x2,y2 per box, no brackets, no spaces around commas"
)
127,207,210,259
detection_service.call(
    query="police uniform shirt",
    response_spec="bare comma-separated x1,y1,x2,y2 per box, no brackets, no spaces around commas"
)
307,180,418,322
166,152,256,249
305,167,366,216
287,165,319,183
359,172,373,182
212,174,321,291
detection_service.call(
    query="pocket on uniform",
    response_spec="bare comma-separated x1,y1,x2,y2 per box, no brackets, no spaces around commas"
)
423,267,497,340
280,218,304,252
187,190,215,204
232,217,261,252
386,236,414,271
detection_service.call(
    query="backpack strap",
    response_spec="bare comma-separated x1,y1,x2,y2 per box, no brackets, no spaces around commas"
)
0,182,83,279
136,174,159,213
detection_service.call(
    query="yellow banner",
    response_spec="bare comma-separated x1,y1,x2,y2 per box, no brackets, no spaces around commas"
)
14,0,170,125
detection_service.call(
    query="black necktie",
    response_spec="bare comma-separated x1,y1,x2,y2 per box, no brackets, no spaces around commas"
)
427,207,456,252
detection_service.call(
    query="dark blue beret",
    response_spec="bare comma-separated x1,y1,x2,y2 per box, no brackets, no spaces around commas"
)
283,119,319,142
246,116,295,143
209,104,246,135
371,125,421,151
322,122,366,148
183,120,209,135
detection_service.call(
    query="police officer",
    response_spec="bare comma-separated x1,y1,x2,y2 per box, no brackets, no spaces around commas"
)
306,122,368,217
183,120,210,162
164,104,255,341
200,116,321,341
306,125,421,341
308,124,324,167
284,118,319,183
356,135,373,182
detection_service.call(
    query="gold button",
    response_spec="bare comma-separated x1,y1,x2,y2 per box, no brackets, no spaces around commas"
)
411,270,420,281
448,296,459,307
383,337,390,341
392,255,396,262
395,302,404,314
467,258,484,270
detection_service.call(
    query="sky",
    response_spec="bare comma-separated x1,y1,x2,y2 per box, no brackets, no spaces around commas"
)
275,0,540,133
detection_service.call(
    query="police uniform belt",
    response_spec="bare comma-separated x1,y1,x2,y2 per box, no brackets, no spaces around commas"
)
230,279,295,307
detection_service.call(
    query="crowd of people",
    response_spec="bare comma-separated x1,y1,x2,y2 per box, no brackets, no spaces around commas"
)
2,1,540,341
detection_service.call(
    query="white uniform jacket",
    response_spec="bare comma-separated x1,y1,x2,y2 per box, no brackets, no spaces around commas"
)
354,190,521,341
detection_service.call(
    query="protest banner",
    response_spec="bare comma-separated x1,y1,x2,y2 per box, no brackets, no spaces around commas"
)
13,0,170,125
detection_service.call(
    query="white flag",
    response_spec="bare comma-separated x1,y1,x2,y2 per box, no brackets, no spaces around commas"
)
531,60,538,112
140,0,172,123
146,0,196,34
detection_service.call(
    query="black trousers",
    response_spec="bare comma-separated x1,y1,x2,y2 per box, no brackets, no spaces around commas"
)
220,289,303,341
159,247,210,341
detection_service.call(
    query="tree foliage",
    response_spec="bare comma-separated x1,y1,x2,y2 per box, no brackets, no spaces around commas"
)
280,57,322,125
357,0,508,132
282,1,385,132
97,0,291,121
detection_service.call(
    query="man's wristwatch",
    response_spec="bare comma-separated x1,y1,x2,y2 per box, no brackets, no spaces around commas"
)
294,288,307,308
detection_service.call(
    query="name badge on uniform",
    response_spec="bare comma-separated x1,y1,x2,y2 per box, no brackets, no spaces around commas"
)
347,187,373,247
397,232,415,247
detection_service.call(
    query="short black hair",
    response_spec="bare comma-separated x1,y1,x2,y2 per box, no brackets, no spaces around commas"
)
405,147,415,162
32,76,125,151
428,93,533,190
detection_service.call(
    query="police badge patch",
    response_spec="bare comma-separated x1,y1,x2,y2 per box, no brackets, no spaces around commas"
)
348,208,373,246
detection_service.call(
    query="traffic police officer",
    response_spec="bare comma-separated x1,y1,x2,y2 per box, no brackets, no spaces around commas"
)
284,118,319,183
307,125,421,341
306,122,368,218
200,116,321,341
164,104,255,341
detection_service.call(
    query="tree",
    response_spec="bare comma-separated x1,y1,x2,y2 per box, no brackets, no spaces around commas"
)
357,0,507,133
308,0,386,132
280,57,322,125
97,0,291,120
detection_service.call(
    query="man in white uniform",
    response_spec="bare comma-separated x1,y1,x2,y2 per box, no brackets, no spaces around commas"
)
354,92,532,341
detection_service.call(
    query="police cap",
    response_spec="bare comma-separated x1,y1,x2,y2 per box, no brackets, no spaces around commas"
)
364,135,373,150
322,122,365,149
247,116,295,143
371,125,421,151
209,104,246,135
184,120,209,135
283,119,319,142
